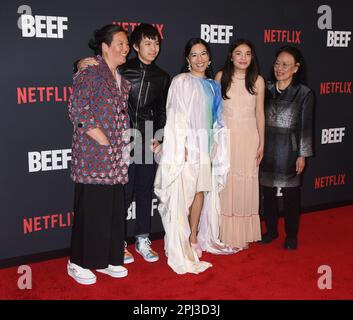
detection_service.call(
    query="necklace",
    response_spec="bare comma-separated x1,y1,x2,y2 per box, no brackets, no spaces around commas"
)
276,81,284,93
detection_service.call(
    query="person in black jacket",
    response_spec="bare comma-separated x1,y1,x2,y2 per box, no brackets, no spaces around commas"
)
260,46,314,250
76,23,170,263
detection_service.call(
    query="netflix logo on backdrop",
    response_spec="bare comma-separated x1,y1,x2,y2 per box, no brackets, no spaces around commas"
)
320,82,351,95
112,21,165,39
17,86,73,104
314,173,346,189
23,212,74,234
264,29,301,44
22,201,161,235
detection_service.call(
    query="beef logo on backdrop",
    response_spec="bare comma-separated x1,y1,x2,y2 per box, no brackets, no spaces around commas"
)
317,5,351,47
112,21,165,39
321,127,346,145
201,24,234,44
17,5,68,39
28,149,72,173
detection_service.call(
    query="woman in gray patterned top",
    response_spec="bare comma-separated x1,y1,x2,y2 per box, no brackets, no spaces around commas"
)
260,45,314,250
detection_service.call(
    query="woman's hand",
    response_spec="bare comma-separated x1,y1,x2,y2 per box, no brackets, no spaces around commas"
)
86,128,110,146
296,156,305,174
255,145,264,167
77,57,98,71
98,136,110,146
150,139,162,154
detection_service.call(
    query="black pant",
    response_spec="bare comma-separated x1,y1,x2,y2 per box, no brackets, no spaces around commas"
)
262,186,301,238
124,162,156,237
70,183,125,269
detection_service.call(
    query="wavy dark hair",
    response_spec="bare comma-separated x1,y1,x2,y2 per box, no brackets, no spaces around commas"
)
220,39,259,99
271,45,306,85
181,38,214,79
88,24,127,55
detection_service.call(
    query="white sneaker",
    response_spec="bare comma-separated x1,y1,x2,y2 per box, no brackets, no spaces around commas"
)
67,261,96,285
135,237,159,262
124,241,134,264
96,265,128,278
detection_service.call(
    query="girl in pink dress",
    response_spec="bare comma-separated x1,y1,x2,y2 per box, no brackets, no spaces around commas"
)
215,39,265,250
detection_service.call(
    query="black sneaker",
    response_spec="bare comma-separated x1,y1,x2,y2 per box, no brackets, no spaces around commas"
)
261,232,279,244
284,237,298,250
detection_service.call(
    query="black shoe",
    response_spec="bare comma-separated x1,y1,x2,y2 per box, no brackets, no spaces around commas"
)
284,237,297,250
261,232,278,244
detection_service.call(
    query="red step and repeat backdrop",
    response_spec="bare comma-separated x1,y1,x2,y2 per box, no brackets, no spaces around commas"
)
1,0,352,265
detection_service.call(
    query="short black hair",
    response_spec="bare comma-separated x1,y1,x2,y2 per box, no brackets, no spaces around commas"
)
88,24,127,55
130,23,161,49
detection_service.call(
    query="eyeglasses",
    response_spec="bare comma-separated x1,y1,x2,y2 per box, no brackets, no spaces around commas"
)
273,61,295,70
189,51,209,59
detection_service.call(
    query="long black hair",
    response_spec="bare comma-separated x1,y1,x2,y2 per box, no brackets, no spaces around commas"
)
271,45,306,85
88,24,127,55
220,39,259,99
181,38,214,79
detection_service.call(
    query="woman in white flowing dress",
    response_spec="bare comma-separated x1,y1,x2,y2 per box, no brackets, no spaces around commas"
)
154,38,234,275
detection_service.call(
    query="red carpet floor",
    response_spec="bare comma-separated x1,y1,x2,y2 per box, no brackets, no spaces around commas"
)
1,205,353,300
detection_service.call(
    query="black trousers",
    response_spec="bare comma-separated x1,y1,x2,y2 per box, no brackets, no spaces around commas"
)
124,162,156,237
70,183,125,269
262,186,301,238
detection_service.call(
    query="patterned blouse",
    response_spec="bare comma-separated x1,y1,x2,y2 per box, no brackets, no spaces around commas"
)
68,55,131,185
260,81,314,187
